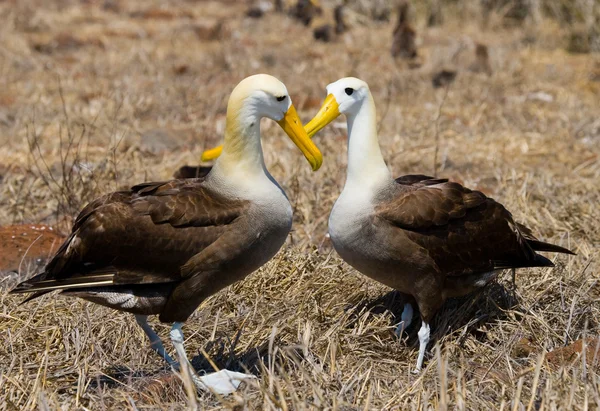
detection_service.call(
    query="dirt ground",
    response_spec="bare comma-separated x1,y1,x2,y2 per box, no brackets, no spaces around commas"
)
0,0,599,409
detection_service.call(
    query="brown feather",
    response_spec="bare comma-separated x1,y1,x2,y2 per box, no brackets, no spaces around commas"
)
11,176,255,322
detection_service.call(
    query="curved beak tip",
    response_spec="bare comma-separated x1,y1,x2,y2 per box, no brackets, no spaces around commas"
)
279,104,323,172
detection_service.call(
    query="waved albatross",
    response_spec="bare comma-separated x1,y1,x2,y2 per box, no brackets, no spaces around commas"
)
303,77,574,372
11,74,323,393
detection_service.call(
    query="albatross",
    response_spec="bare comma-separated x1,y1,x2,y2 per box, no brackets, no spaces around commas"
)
303,77,574,372
11,74,322,393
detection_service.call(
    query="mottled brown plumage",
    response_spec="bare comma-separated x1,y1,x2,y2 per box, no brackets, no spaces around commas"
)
374,175,572,305
13,177,258,322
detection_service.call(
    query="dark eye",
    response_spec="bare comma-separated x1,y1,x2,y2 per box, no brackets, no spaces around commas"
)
276,95,286,102
345,88,354,96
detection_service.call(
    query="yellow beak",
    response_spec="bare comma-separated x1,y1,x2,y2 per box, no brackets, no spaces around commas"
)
201,145,223,162
304,94,340,139
200,105,323,171
277,104,322,171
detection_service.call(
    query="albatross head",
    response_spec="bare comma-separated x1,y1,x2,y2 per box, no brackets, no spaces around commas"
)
304,77,370,138
202,74,322,171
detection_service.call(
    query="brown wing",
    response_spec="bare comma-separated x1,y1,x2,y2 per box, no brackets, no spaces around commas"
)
11,177,249,295
376,176,549,277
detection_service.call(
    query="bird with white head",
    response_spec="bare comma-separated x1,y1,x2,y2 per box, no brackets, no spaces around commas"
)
304,77,574,372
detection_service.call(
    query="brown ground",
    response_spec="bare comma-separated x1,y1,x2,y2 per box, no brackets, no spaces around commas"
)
0,1,599,409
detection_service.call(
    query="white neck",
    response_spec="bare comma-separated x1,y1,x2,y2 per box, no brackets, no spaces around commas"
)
343,93,391,192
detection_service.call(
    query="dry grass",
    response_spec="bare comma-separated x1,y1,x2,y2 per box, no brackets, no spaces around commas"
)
1,0,599,409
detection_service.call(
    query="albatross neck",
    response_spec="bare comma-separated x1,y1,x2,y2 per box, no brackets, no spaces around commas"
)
215,100,268,181
344,93,391,191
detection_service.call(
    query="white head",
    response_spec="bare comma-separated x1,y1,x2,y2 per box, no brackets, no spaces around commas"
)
305,77,371,137
324,77,370,116
304,77,391,189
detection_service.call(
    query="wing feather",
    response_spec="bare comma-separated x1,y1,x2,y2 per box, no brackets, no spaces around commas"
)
11,177,249,300
376,176,541,275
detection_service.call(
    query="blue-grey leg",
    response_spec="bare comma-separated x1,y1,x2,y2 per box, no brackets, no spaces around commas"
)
135,314,177,367
169,322,256,395
414,321,431,373
394,303,414,337
170,322,200,401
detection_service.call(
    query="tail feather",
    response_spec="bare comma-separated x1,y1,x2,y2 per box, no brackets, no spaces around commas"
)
527,239,575,255
532,253,555,267
11,272,114,295
20,290,53,304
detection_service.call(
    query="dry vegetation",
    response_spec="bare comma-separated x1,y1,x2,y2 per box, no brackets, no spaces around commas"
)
1,0,599,409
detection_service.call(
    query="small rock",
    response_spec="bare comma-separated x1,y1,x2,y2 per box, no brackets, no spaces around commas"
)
313,24,333,42
292,0,322,26
432,70,457,88
173,64,190,75
246,7,264,18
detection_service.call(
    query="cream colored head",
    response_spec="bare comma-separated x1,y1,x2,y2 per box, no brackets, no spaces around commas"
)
209,74,322,174
227,74,293,123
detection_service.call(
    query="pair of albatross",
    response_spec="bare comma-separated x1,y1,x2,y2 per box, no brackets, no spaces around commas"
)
12,74,573,392
202,77,574,372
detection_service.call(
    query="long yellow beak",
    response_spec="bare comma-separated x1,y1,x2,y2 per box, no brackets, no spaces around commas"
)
277,104,322,171
200,105,323,171
304,94,340,139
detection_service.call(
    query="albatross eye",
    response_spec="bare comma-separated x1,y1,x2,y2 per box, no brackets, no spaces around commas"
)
345,88,354,96
276,96,286,102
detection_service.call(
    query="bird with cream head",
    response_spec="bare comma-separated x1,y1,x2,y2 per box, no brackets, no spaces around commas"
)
11,74,322,395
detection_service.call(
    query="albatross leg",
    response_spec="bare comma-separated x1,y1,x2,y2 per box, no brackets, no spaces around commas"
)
394,303,414,337
169,322,255,395
414,321,430,373
134,314,177,367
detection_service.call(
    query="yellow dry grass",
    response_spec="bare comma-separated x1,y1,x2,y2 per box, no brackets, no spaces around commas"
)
1,1,599,409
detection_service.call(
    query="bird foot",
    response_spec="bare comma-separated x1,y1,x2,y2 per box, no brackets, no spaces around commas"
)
191,369,256,395
394,321,408,337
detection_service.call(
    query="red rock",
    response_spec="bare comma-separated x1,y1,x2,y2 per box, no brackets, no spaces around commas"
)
546,338,600,370
0,224,65,272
